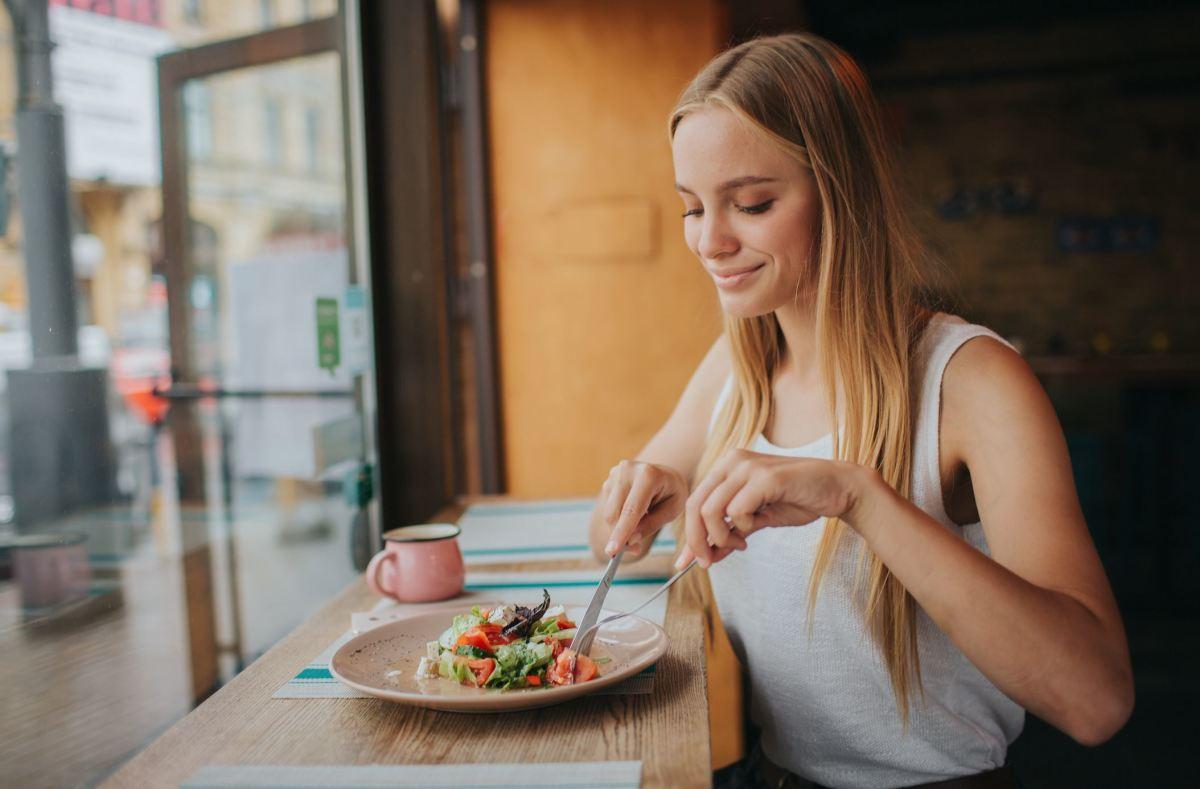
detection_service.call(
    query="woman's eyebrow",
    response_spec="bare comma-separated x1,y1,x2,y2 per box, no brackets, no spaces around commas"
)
675,175,781,195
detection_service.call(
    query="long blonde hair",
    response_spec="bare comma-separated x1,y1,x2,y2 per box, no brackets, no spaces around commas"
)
671,33,931,719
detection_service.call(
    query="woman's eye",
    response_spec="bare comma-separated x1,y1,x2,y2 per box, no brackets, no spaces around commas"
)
737,199,775,215
681,207,703,218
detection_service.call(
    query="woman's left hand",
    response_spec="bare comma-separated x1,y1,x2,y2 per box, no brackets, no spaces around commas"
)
676,449,876,569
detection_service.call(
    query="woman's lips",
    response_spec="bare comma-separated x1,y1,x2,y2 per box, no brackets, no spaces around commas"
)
709,262,765,289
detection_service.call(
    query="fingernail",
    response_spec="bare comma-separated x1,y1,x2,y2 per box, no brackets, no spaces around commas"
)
605,540,617,555
674,555,686,570
699,557,710,569
629,534,642,548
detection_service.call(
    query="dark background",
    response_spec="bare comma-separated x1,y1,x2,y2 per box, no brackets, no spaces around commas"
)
728,2,1199,786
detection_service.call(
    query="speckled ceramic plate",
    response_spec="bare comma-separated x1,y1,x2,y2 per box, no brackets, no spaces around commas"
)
329,601,668,712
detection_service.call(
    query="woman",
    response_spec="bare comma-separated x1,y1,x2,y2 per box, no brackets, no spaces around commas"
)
587,32,1133,789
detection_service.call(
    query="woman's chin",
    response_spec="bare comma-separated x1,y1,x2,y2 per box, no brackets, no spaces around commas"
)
717,293,776,320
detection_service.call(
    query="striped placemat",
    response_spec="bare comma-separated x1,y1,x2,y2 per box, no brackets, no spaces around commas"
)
456,498,676,564
275,569,669,699
183,761,641,788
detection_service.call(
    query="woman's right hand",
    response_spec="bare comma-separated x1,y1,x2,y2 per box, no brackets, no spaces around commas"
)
588,460,689,562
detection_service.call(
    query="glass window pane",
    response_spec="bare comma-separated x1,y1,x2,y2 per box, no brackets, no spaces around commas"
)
0,6,369,786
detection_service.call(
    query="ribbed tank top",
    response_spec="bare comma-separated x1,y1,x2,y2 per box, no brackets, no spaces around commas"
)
707,313,1025,788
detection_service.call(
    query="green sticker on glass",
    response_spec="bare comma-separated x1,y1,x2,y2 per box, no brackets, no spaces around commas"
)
316,297,340,373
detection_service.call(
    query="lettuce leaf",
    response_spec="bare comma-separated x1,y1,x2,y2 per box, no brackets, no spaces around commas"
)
532,617,561,637
484,641,553,689
438,652,476,685
437,610,486,651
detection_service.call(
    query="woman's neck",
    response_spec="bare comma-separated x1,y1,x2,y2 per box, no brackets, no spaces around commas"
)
774,301,821,382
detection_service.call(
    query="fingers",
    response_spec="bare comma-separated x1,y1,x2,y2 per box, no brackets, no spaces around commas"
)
672,528,743,571
605,464,659,556
602,465,632,533
626,500,679,556
723,475,778,540
700,476,748,552
684,466,724,569
710,542,742,564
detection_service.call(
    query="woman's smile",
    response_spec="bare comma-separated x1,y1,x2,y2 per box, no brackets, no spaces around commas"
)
708,261,766,289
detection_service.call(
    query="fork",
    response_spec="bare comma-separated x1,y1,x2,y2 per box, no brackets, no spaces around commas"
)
572,524,739,658
570,557,700,658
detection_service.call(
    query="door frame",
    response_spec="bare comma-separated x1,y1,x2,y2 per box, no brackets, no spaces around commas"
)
157,15,350,703
157,3,469,700
355,0,463,519
159,17,342,400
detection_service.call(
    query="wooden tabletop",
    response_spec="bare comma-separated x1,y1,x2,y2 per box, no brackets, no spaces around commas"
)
103,502,711,788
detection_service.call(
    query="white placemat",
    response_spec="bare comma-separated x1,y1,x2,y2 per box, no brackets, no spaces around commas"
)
275,569,670,699
183,761,641,788
456,498,676,564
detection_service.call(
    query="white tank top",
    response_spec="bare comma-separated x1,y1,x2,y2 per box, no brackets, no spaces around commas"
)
707,313,1025,788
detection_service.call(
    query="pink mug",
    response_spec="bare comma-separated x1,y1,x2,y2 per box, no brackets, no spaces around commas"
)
366,524,465,603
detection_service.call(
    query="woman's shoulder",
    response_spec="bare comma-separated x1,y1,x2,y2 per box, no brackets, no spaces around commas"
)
935,316,1050,466
942,332,1033,410
919,312,1029,405
917,312,1019,372
920,313,1023,377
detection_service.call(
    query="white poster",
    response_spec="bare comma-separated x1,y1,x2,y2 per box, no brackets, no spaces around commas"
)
49,2,175,186
226,249,354,478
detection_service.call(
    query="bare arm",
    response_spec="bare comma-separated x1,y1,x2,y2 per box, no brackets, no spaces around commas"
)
586,334,731,562
679,336,1133,744
850,337,1133,744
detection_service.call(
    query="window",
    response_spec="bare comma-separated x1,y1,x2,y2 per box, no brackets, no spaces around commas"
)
184,0,204,25
305,106,321,175
183,81,214,161
264,98,283,169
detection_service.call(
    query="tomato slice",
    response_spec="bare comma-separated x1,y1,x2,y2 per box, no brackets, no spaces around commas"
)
547,651,570,685
573,653,597,683
455,623,513,653
475,623,512,646
526,674,542,687
547,650,597,685
455,628,493,654
467,658,495,686
556,613,576,629
483,627,512,647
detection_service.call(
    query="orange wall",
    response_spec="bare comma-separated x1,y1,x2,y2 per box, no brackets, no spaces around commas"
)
486,0,726,497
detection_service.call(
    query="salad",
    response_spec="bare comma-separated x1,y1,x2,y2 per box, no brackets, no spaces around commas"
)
414,590,604,689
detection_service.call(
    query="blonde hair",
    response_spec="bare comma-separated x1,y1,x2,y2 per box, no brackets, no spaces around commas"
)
670,33,931,719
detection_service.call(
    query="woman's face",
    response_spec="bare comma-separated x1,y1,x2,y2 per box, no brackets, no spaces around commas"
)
672,107,820,319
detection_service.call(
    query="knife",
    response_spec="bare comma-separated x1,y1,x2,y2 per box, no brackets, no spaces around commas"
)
570,547,626,667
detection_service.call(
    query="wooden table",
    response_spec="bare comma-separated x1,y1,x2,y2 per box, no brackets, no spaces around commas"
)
104,502,712,788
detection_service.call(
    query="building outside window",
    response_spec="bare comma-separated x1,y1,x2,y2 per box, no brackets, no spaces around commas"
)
184,81,214,162
263,97,283,170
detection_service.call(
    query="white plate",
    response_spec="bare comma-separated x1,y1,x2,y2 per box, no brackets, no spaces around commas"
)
329,601,668,712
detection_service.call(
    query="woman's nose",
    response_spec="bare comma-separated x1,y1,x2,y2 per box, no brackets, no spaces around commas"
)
697,214,739,260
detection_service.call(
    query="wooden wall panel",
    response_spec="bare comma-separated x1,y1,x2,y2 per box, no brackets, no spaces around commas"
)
485,0,727,497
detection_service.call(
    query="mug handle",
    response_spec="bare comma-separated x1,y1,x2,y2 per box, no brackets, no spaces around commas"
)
366,550,397,599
